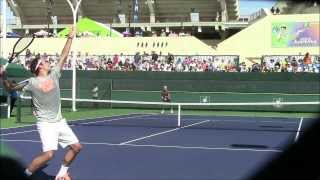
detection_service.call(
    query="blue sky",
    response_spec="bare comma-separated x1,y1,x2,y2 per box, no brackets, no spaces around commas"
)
240,0,276,15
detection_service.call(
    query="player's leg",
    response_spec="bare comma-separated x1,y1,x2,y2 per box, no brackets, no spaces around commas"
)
25,150,55,174
25,121,59,176
56,119,82,179
55,143,82,180
63,142,82,166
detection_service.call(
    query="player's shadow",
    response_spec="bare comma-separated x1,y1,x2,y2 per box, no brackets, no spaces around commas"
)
31,164,55,180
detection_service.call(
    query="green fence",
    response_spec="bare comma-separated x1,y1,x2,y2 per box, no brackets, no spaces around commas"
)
4,71,320,113
111,79,320,94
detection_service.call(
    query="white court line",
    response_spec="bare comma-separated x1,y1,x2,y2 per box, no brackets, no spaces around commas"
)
1,139,282,152
0,113,140,130
0,114,153,136
0,130,38,136
148,117,299,125
75,114,153,125
0,114,136,130
1,123,37,130
122,143,282,152
120,120,211,145
294,117,304,142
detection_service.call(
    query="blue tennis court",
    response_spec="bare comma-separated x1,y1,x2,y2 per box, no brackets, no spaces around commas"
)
0,114,313,180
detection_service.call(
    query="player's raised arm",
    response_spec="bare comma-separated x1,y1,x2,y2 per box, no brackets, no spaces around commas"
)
57,26,76,70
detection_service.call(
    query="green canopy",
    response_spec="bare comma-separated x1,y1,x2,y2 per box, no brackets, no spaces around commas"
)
0,57,31,77
58,17,123,37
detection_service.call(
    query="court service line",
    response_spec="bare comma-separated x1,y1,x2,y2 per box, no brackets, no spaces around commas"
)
0,124,37,130
0,113,139,130
294,117,304,142
1,139,282,152
0,114,151,136
146,117,298,124
123,143,282,152
119,120,211,145
0,129,38,136
74,114,153,125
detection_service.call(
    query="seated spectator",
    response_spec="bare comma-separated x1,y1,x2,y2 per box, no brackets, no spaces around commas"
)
314,58,320,73
160,29,166,37
303,52,312,72
251,63,261,72
291,58,298,73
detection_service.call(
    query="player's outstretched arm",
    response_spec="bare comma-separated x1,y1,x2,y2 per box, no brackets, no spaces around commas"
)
1,66,26,91
57,26,76,70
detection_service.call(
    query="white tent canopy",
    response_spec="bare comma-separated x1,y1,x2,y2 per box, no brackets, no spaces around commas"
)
34,29,51,37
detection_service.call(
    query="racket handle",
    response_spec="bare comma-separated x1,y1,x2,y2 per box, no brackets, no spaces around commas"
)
17,79,29,86
3,62,9,70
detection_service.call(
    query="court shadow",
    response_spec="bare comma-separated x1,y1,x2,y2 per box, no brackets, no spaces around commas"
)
31,165,55,180
249,117,320,180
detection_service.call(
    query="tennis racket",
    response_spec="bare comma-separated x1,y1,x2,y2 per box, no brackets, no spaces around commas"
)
3,35,35,70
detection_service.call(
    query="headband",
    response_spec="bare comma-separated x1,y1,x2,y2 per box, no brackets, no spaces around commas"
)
35,59,42,71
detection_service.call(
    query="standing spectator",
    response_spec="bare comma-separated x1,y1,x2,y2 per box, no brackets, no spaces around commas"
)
314,57,320,73
92,83,99,107
26,49,32,58
92,83,99,100
119,53,126,68
106,58,113,71
291,58,298,73
303,52,312,72
133,52,141,70
151,51,158,62
167,53,174,64
160,29,166,37
160,85,173,114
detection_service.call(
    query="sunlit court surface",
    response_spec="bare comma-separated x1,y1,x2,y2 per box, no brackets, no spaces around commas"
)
0,0,320,180
1,109,318,179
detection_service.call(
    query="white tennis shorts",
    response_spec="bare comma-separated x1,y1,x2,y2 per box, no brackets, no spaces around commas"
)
37,119,79,152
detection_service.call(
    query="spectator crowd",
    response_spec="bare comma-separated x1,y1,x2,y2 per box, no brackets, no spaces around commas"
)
250,53,319,73
11,50,320,73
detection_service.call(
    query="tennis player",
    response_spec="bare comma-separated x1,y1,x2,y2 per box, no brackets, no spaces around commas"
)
161,85,173,114
1,27,82,180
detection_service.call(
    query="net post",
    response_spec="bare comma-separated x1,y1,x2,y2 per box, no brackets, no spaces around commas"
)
16,97,21,123
110,79,113,109
7,95,11,118
65,0,83,112
177,103,181,127
294,117,304,142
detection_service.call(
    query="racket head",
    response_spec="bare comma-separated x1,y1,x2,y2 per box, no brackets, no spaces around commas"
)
9,35,35,63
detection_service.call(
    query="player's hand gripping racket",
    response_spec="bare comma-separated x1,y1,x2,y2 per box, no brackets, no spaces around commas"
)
3,35,35,70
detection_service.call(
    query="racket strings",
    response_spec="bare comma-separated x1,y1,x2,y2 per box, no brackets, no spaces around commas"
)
9,36,35,62
14,37,34,52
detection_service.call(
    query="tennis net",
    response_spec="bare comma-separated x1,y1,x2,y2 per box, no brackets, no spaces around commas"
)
15,96,319,132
